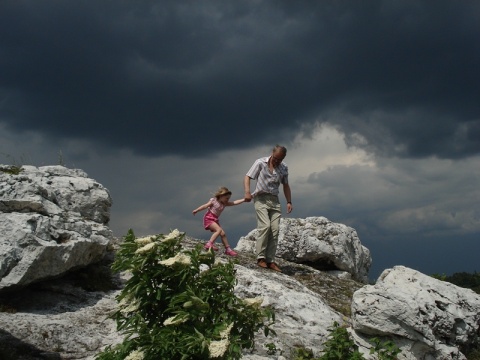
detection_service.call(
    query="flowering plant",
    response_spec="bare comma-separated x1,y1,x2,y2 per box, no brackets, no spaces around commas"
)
96,229,275,360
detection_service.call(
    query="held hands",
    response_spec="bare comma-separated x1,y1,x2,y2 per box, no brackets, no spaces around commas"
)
244,192,252,202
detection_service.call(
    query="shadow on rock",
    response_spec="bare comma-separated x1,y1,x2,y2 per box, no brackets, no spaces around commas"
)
0,329,61,360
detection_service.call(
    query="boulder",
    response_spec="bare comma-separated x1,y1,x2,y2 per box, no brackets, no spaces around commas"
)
0,165,113,291
235,265,344,357
351,266,480,360
236,216,372,283
0,272,123,360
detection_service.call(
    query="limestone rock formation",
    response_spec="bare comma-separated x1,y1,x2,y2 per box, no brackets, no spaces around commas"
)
2,165,479,359
0,238,349,360
351,266,480,360
0,165,113,290
235,264,344,356
236,216,372,283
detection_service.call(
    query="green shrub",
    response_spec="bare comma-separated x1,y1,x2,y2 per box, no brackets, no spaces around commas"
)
369,337,401,360
96,229,275,360
0,165,22,175
293,322,401,360
292,346,316,359
466,348,480,360
431,271,480,294
445,272,480,294
318,321,364,360
430,273,448,281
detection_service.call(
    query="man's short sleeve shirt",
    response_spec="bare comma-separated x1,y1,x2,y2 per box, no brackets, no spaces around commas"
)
246,156,289,196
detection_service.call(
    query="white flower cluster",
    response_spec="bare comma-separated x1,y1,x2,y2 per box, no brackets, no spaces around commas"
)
219,323,233,339
162,229,181,243
119,297,140,314
135,242,156,254
243,297,264,308
134,235,155,245
213,258,224,266
163,314,188,326
134,229,182,253
208,322,233,358
124,349,145,360
159,253,191,267
208,339,230,358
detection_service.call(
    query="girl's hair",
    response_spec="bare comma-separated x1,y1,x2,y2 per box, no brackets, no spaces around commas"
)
214,186,232,198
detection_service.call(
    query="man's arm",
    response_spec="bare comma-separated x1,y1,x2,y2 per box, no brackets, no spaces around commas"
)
283,183,292,213
244,175,252,202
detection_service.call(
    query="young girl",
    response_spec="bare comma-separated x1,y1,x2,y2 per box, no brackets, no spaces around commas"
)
192,186,245,256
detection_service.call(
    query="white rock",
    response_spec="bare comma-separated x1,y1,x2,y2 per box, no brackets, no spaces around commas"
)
0,283,123,360
236,217,372,283
0,165,113,290
351,266,480,360
235,264,343,358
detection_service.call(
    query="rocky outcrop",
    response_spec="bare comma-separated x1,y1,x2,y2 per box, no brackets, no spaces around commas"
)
351,266,480,360
0,165,113,291
0,237,349,360
235,264,344,356
0,262,124,360
2,165,480,359
236,216,371,283
2,257,480,359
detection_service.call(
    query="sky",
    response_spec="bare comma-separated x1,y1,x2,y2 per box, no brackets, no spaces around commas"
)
1,0,479,281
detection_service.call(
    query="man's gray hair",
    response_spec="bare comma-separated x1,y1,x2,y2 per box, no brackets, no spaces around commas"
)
273,145,287,155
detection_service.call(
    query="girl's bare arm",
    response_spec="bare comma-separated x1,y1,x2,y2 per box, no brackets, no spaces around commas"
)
192,201,212,215
227,198,245,206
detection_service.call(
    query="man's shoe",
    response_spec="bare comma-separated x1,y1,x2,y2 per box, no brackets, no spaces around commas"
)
267,262,282,272
257,259,268,268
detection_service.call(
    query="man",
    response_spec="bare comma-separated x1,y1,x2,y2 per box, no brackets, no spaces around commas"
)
244,145,293,272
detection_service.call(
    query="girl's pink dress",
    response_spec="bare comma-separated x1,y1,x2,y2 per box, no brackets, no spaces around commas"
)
203,197,225,230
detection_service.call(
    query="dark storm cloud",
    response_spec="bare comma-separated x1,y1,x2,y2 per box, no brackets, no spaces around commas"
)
1,0,479,158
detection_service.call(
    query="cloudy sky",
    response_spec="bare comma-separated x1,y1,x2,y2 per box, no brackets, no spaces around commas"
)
1,0,479,280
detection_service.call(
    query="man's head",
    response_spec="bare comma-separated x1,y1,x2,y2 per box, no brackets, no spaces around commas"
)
271,145,287,166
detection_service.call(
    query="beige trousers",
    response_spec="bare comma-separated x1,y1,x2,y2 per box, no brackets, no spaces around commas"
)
254,193,282,263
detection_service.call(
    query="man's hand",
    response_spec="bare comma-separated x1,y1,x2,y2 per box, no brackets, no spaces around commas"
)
244,176,253,202
286,203,293,213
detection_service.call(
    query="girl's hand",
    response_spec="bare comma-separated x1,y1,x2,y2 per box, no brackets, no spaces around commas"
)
192,210,197,215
